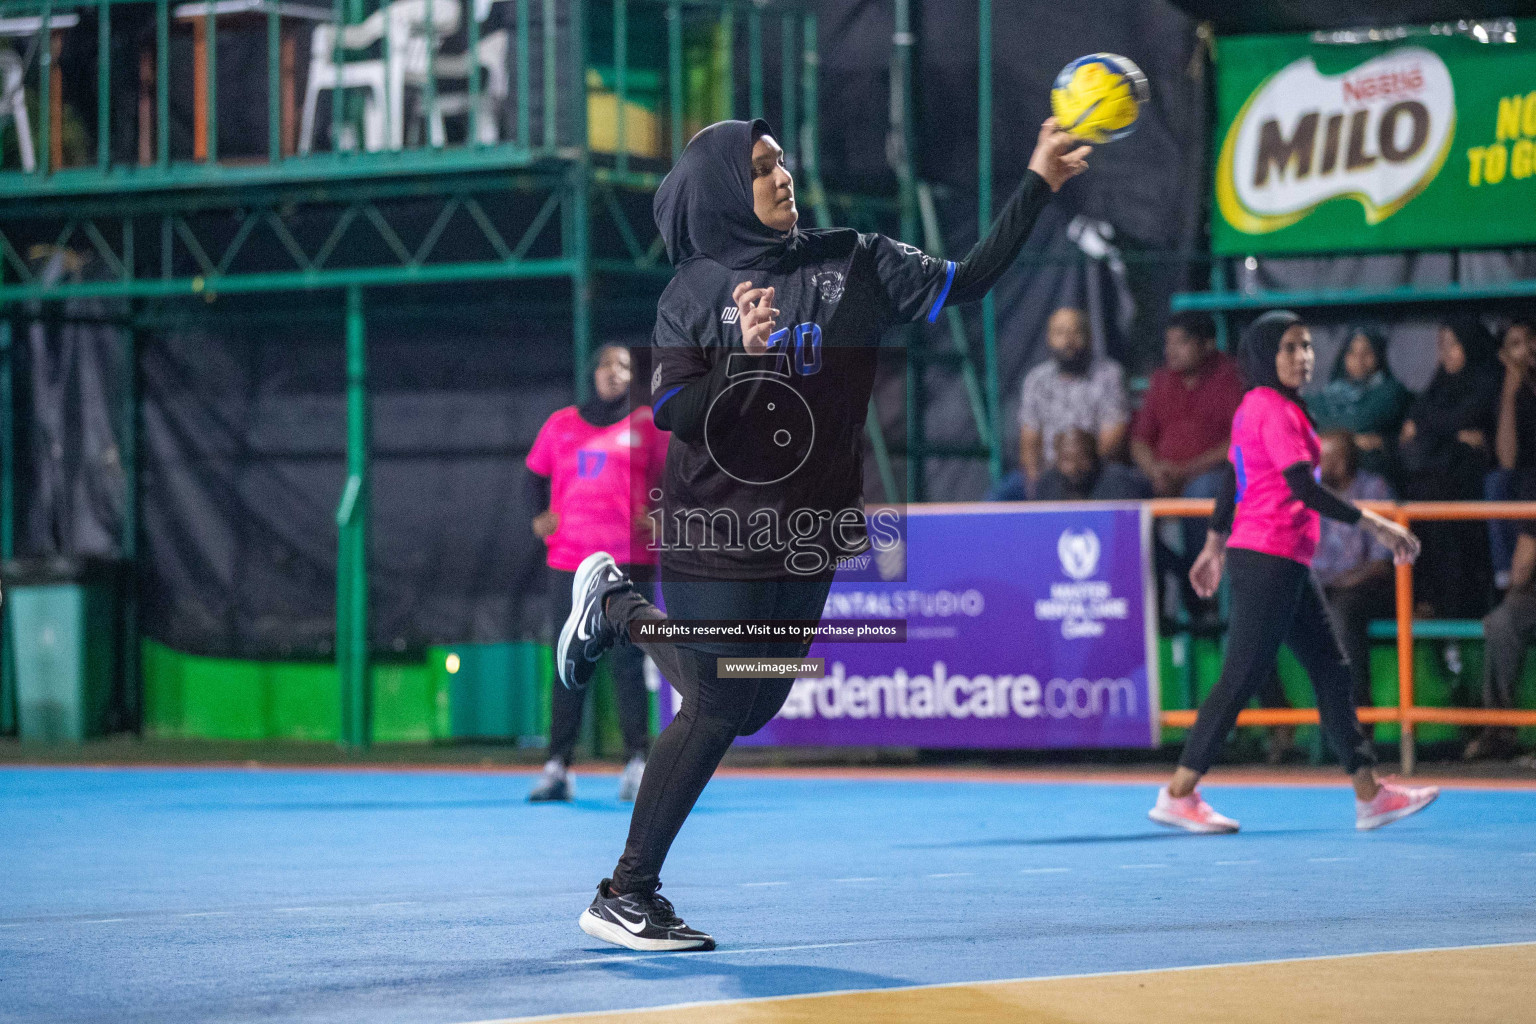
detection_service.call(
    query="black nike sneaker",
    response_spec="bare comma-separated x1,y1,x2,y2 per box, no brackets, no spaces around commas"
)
556,552,632,690
578,879,716,952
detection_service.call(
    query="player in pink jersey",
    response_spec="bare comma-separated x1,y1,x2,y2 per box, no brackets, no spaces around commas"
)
1149,311,1439,834
526,345,668,804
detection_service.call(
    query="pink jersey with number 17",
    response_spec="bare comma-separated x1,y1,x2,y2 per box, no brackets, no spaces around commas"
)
526,407,669,571
1226,386,1321,566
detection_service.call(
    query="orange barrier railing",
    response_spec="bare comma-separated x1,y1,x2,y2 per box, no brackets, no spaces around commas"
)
1149,499,1536,773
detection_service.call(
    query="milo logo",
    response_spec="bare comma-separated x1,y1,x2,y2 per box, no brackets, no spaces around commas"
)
1218,47,1456,234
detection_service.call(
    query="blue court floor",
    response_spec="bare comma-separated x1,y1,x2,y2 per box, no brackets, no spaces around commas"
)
3,765,1534,1023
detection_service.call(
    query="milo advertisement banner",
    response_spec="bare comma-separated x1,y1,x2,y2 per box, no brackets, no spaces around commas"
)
655,504,1161,749
1213,21,1536,254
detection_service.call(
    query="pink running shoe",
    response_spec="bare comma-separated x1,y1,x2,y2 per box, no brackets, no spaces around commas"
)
1148,786,1240,834
1356,781,1439,831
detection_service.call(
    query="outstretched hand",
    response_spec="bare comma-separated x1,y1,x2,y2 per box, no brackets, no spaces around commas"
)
1361,509,1422,565
1027,118,1092,192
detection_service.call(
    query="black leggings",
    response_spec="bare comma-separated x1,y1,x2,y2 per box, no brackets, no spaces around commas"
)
546,565,653,766
602,568,835,895
1179,547,1376,776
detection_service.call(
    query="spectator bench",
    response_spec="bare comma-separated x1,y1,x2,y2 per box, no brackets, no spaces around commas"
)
1367,620,1483,641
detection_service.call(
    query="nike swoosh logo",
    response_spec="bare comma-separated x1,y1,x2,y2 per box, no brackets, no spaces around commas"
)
577,615,593,642
610,910,649,934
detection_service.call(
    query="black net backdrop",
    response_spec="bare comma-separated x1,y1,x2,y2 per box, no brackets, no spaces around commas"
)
15,282,658,660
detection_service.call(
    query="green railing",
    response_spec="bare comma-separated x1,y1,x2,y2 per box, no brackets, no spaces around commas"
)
0,0,838,751
0,0,817,194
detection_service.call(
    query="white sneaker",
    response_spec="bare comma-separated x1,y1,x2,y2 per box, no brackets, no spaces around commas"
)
528,759,574,803
1148,786,1240,833
617,755,645,803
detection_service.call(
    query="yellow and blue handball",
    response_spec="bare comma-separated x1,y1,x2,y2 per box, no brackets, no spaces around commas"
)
1050,53,1149,143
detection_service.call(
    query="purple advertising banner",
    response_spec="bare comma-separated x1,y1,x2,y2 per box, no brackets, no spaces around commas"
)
655,503,1160,749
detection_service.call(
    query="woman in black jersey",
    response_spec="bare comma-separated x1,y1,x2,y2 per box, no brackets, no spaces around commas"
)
556,116,1088,952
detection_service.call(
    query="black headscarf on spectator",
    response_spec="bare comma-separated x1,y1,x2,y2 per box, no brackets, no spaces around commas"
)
1441,315,1497,371
653,118,798,270
577,344,630,428
1239,310,1310,415
1331,325,1389,382
1409,316,1501,442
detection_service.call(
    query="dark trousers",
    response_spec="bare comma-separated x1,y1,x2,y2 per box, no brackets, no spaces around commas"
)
1482,589,1536,711
1180,547,1376,776
546,564,653,766
602,568,836,895
1324,576,1395,708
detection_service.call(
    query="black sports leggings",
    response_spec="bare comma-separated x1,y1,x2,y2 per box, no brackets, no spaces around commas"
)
546,565,653,766
1179,547,1376,776
602,568,835,895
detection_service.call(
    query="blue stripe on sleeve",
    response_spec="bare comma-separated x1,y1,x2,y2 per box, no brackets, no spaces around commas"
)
653,385,684,413
927,260,957,323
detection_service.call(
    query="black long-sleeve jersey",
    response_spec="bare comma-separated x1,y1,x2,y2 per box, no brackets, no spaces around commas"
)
649,170,1052,580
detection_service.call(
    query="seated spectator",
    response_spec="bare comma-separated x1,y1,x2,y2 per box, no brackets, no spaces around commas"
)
1131,311,1246,498
1018,307,1130,489
1401,317,1501,618
1470,503,1536,761
1488,318,1536,588
1313,430,1396,707
1031,429,1151,501
1308,326,1410,481
1131,311,1246,617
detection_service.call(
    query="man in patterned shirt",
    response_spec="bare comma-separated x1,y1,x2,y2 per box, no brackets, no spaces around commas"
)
1312,429,1396,707
1017,307,1129,489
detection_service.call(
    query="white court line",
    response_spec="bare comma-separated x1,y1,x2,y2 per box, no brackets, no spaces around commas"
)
369,901,420,907
1117,863,1167,870
556,940,887,967
1308,857,1355,863
81,918,128,924
178,911,233,918
1213,860,1260,866
471,939,1536,1024
740,881,787,888
927,872,973,879
1019,867,1070,874
1520,852,1536,857
272,907,321,913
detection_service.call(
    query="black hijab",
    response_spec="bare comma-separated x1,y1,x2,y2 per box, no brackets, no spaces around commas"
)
1330,325,1389,383
1409,316,1501,439
578,345,630,428
1239,309,1308,412
1440,315,1497,373
653,118,798,270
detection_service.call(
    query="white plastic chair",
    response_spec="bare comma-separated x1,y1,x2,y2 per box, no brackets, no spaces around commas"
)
300,0,462,153
380,0,462,148
418,30,507,145
299,17,388,152
0,49,34,172
412,0,508,145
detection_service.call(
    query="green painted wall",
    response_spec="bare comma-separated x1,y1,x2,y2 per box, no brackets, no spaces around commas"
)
1159,635,1536,747
142,640,448,743
141,639,650,753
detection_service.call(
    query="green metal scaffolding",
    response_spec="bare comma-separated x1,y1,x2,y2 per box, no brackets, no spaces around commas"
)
0,0,1008,745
